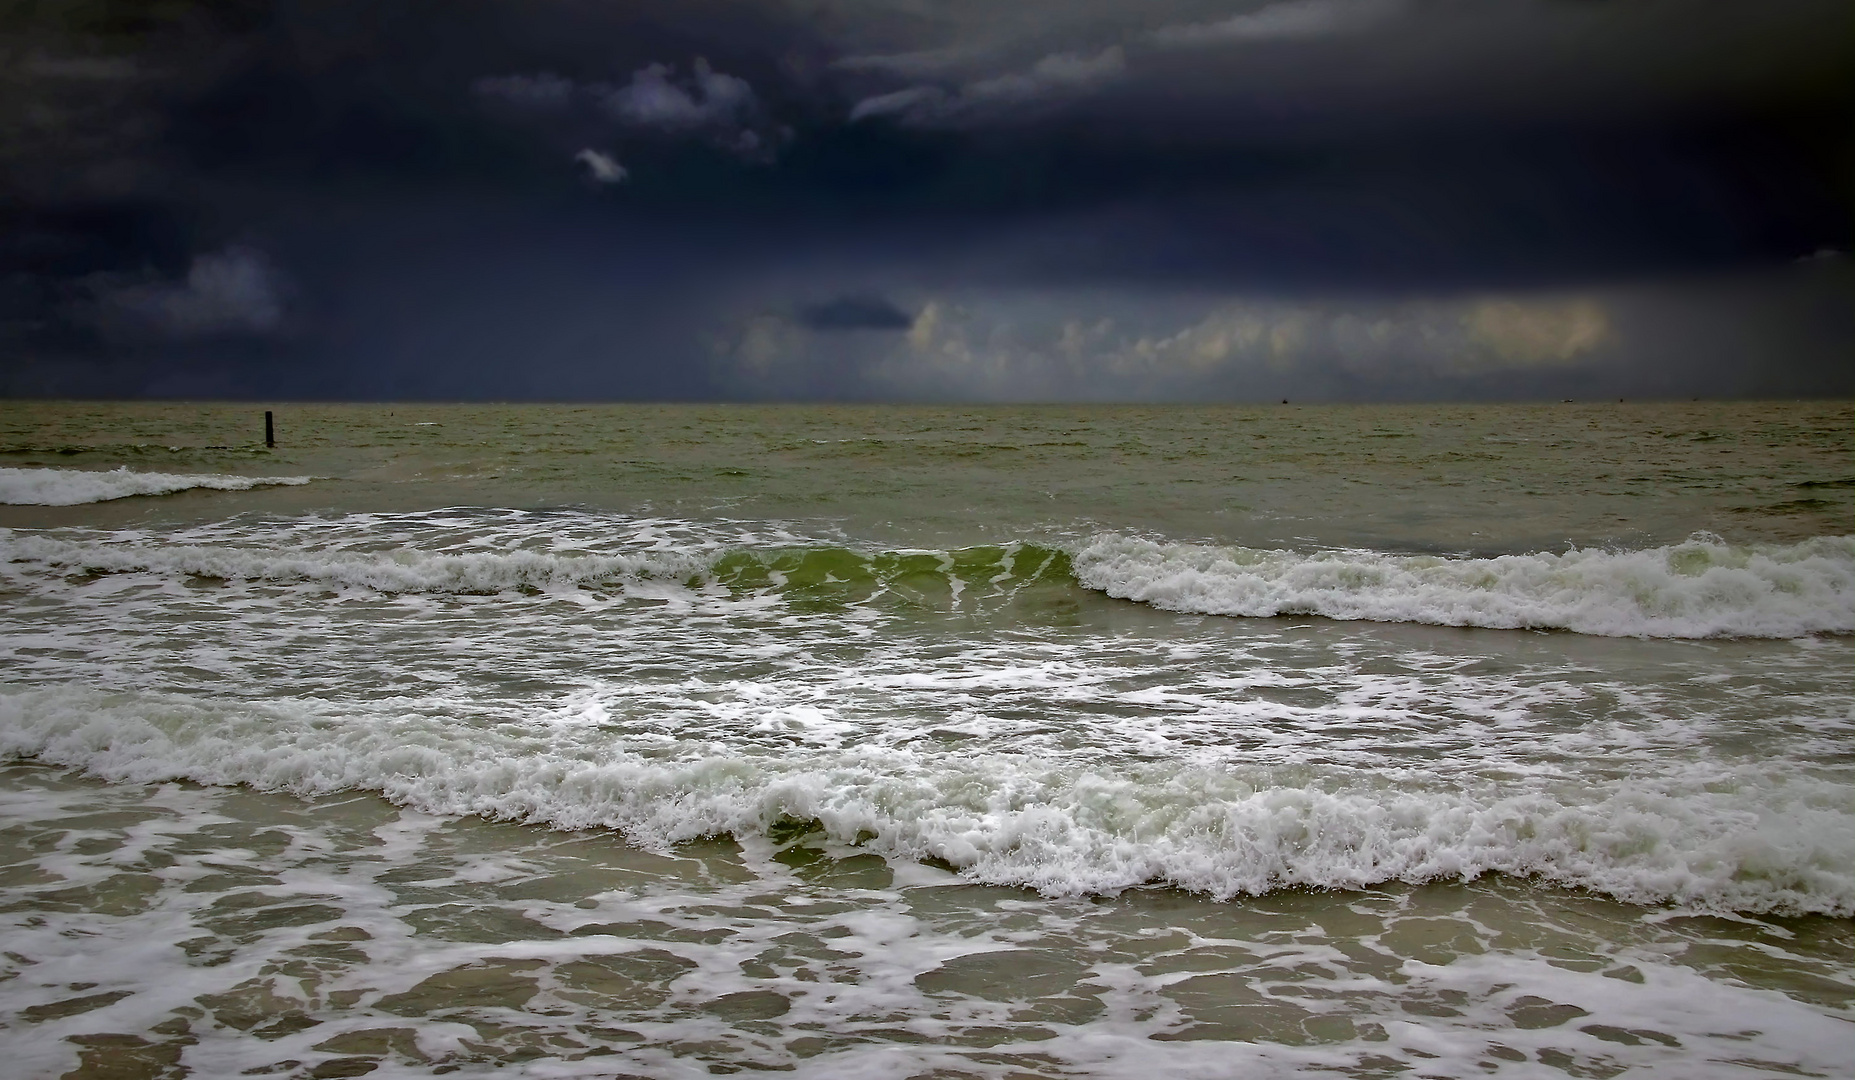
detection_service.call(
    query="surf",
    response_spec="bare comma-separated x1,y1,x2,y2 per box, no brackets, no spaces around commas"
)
6,512,1850,638
1073,532,1855,639
0,466,314,506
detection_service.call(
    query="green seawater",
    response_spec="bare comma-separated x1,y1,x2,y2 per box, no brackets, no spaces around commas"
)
4,400,1849,547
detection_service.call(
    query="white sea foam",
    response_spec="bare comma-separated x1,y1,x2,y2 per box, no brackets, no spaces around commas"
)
1,511,1851,917
0,466,314,505
1,685,1850,916
1073,532,1855,638
1,532,701,594
5,767,1849,1080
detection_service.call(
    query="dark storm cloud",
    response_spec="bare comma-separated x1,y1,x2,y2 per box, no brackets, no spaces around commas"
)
1,0,1851,399
795,295,915,332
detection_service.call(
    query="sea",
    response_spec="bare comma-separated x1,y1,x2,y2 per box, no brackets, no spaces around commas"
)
0,400,1850,1079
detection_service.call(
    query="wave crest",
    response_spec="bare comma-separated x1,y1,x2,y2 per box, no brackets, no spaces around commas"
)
0,467,314,506
1072,533,1855,639
2,686,1849,916
0,531,1076,606
7,515,1850,638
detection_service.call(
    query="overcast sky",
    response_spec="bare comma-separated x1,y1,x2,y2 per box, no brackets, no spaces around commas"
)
3,0,1851,401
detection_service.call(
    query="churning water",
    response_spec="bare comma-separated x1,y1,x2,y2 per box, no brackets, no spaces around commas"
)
0,401,1850,1078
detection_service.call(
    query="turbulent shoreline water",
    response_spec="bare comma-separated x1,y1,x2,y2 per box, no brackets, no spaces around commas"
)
0,401,1850,1078
3,517,1851,637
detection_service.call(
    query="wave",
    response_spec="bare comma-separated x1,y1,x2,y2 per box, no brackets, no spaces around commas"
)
1,531,1075,604
0,466,314,506
1,685,1849,916
2,532,702,594
6,517,1850,637
1073,533,1855,639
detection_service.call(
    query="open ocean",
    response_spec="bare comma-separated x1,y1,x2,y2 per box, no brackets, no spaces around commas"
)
0,400,1850,1079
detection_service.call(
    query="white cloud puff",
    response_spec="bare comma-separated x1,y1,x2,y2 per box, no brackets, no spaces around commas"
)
574,148,628,183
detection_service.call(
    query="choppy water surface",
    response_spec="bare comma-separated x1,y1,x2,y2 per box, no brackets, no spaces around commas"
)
0,401,1850,1078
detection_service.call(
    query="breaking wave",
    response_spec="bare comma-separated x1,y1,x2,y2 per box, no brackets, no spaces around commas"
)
1073,533,1855,639
0,466,314,505
0,531,1075,604
2,532,701,594
0,685,1849,916
2,511,1851,915
7,521,1850,638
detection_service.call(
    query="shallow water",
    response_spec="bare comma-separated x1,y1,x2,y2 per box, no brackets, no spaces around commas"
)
0,400,1850,1077
4,765,1852,1079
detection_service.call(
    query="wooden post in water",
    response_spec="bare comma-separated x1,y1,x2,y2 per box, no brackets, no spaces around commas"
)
265,411,275,448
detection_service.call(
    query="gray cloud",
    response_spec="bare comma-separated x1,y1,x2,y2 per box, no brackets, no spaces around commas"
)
574,148,628,183
849,45,1126,125
88,247,287,341
599,59,756,130
1152,0,1403,47
849,85,948,123
713,286,1632,400
1085,296,1612,380
833,44,1001,80
964,46,1128,104
471,59,778,164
